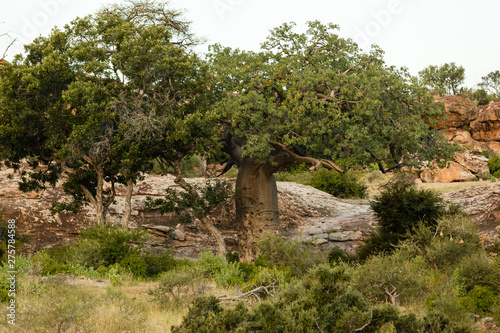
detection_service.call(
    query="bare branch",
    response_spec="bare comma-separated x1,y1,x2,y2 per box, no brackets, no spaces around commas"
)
218,281,278,302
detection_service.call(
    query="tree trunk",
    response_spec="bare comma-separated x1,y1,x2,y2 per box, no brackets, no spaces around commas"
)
235,157,279,262
95,168,106,225
122,178,134,229
79,169,106,225
199,216,227,257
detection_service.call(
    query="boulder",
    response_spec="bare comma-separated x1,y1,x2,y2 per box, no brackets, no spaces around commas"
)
441,128,484,153
0,166,373,257
433,96,478,129
454,152,490,176
470,102,500,141
487,141,500,153
442,183,500,235
420,161,476,183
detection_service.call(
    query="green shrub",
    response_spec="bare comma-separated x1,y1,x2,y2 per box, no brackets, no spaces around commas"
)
214,261,244,287
106,267,123,286
196,251,226,277
355,230,400,260
67,264,100,279
173,265,409,333
425,217,482,269
424,295,476,332
452,253,500,293
460,285,497,315
327,247,353,266
142,251,179,277
151,267,205,308
371,180,446,236
352,250,429,305
119,253,148,278
31,251,69,276
488,155,500,177
255,234,327,277
64,239,106,269
78,225,147,266
310,168,368,199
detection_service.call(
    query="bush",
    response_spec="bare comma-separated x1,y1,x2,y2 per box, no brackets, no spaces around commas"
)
425,217,482,269
352,249,429,305
142,250,180,277
488,155,500,178
327,247,354,266
310,168,368,199
371,180,447,236
196,251,226,277
255,234,327,277
173,265,417,333
78,225,147,266
460,285,497,315
452,253,500,293
151,267,205,308
31,251,69,276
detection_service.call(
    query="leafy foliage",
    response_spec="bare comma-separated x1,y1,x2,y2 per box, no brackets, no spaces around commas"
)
479,70,500,98
0,1,215,224
145,179,231,220
210,21,456,172
371,180,446,235
419,62,465,96
488,155,500,178
254,234,327,277
359,179,464,258
310,168,368,199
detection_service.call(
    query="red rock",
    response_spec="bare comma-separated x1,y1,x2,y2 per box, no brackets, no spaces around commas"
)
470,102,500,141
433,96,478,129
454,152,490,176
420,161,477,183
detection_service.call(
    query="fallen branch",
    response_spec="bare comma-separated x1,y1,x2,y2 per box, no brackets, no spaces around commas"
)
219,282,277,302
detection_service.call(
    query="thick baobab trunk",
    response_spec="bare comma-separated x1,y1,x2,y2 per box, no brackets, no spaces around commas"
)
220,135,343,262
235,157,279,262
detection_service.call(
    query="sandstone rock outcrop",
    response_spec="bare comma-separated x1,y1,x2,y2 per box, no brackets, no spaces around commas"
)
2,165,500,258
420,161,477,183
433,96,478,129
0,167,374,257
471,102,500,142
419,97,500,183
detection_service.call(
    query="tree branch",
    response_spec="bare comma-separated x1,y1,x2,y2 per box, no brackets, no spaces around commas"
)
271,142,344,173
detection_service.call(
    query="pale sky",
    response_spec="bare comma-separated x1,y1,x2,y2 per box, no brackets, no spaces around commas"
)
1,0,498,87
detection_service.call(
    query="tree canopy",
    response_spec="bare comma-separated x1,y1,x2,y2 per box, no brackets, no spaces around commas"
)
210,21,455,175
208,21,456,260
418,62,465,96
0,0,216,225
479,70,500,98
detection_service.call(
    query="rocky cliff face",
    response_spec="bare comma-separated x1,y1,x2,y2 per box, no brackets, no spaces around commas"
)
2,167,499,258
421,97,500,183
434,95,478,129
471,102,500,142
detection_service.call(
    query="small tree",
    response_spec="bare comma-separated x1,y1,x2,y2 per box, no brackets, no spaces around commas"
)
419,62,465,96
0,1,210,226
479,70,500,98
145,179,232,256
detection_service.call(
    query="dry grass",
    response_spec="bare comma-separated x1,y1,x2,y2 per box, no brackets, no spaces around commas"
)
0,275,209,333
0,273,241,333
